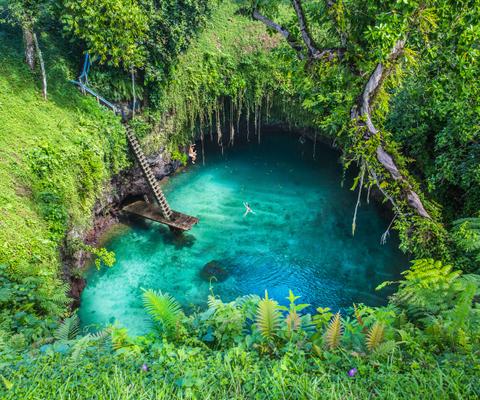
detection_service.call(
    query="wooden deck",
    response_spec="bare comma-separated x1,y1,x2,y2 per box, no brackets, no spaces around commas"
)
123,201,199,232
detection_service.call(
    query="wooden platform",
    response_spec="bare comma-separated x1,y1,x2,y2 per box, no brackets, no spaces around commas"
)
123,201,199,232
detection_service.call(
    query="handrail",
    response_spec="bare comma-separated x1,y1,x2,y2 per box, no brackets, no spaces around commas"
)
71,53,121,115
70,79,120,114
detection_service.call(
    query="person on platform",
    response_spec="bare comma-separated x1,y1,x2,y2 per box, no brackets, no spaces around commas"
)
188,144,197,164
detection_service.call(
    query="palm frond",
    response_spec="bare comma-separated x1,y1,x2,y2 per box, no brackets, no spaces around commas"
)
324,313,343,350
55,314,80,342
366,322,385,351
255,291,282,340
142,289,183,335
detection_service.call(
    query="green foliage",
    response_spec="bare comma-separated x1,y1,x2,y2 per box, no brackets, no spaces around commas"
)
142,289,184,338
54,314,79,341
3,288,479,398
451,217,480,272
0,27,128,343
387,0,480,218
324,312,343,350
255,291,282,340
61,0,149,68
379,259,459,316
0,0,50,28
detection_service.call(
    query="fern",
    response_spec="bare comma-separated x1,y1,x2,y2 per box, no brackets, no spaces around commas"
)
452,217,480,264
389,259,465,318
324,313,343,350
255,291,282,340
207,295,223,311
70,335,92,361
55,314,80,342
366,322,385,351
448,282,477,332
142,289,183,336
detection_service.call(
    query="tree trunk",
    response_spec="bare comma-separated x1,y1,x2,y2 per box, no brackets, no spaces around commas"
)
131,68,136,118
23,26,36,71
33,33,47,100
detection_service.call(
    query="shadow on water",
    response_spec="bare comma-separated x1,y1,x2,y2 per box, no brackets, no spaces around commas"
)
80,130,408,335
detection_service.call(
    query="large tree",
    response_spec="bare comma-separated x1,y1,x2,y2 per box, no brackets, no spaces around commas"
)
249,0,433,220
1,0,50,98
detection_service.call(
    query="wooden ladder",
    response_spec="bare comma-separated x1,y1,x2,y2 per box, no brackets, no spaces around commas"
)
125,126,173,220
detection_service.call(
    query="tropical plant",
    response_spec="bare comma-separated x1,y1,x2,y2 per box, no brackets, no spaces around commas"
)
255,291,282,340
324,313,343,350
54,314,80,342
280,290,310,338
451,217,480,272
366,322,385,352
141,289,184,338
378,259,464,318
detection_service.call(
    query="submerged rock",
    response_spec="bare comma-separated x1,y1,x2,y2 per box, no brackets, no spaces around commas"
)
200,260,229,282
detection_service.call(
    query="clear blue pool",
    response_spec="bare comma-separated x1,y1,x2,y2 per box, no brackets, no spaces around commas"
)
79,132,407,335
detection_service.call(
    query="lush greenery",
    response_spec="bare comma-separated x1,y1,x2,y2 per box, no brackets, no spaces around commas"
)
0,27,128,338
2,271,479,398
1,0,479,398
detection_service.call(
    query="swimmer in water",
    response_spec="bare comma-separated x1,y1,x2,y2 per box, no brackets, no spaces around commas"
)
243,202,255,217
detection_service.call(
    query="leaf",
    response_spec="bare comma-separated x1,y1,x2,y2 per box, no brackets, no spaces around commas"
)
255,291,282,340
324,313,343,350
55,314,80,341
142,289,183,336
366,322,385,352
1,375,12,391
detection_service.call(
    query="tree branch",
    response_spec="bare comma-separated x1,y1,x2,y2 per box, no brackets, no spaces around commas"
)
252,10,305,60
291,0,318,58
351,40,431,219
292,0,345,61
290,0,345,61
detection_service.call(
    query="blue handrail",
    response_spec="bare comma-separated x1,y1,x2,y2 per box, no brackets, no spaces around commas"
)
70,53,122,116
78,53,91,84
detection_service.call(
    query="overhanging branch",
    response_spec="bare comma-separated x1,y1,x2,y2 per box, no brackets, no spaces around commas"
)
290,0,345,61
351,40,431,219
252,10,305,60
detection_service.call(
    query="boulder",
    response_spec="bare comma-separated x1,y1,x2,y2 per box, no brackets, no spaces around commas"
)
200,260,229,282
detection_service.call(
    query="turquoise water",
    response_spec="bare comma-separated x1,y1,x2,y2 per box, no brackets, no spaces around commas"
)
79,132,407,335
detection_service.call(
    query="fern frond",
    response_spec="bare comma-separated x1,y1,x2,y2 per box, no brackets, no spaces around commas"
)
255,291,282,340
55,314,80,341
142,289,183,335
449,282,477,331
70,335,92,361
366,322,385,352
207,295,223,311
89,327,112,346
452,217,480,229
286,311,301,335
236,294,261,306
324,313,343,350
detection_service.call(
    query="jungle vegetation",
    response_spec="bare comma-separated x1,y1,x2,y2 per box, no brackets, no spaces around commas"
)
0,0,479,398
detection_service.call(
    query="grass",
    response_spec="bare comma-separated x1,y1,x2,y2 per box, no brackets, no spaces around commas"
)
2,345,478,399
